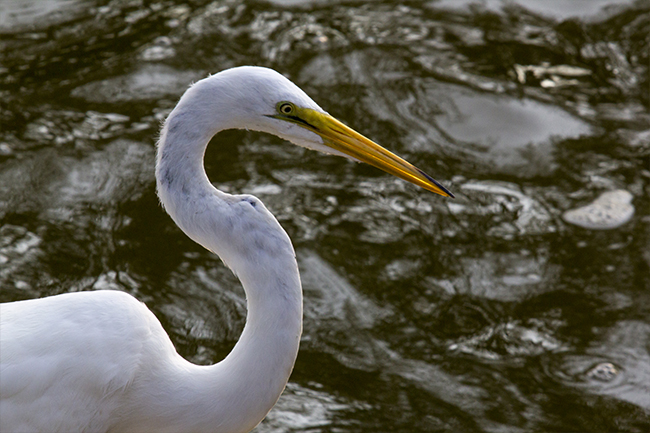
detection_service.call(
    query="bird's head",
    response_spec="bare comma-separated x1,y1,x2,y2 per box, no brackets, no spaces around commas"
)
178,66,453,198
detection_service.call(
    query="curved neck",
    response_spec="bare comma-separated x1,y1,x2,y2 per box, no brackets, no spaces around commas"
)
143,101,303,433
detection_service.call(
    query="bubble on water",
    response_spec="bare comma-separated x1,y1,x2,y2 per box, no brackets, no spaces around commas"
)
586,362,619,382
563,189,634,230
0,142,12,155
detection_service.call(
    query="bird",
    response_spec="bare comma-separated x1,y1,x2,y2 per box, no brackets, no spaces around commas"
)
0,66,453,433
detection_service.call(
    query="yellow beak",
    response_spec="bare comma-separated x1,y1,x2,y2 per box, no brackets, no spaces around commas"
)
282,107,453,198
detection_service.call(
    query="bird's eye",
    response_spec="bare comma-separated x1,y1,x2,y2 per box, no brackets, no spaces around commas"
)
277,102,295,115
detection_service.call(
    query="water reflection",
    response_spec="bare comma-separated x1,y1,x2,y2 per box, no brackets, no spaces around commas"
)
0,0,87,31
1,0,648,431
434,0,637,20
547,320,650,410
70,64,201,103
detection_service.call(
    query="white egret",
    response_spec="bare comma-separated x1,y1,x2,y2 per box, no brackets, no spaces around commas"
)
0,66,453,433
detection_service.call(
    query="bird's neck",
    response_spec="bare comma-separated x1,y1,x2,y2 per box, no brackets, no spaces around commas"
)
145,108,302,433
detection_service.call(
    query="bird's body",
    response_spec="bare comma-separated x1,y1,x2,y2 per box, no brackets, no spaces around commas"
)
0,66,451,432
1,288,300,433
1,291,173,432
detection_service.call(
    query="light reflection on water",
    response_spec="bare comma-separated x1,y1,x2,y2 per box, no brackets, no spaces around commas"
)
1,0,648,431
0,0,87,31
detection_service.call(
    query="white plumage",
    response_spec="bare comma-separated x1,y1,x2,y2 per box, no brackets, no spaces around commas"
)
0,66,451,433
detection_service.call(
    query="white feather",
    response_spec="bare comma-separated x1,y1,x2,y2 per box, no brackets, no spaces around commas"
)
1,66,309,433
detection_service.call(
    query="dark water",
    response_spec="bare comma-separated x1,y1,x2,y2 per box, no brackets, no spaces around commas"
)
1,0,649,431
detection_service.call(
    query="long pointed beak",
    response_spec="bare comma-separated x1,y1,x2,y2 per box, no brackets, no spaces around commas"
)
294,108,454,198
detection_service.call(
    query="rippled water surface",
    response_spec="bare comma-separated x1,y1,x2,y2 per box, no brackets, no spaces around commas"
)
1,0,649,431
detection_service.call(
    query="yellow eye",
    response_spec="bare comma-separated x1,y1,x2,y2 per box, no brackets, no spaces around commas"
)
277,102,295,115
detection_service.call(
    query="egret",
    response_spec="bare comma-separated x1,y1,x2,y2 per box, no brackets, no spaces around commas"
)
0,66,453,433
